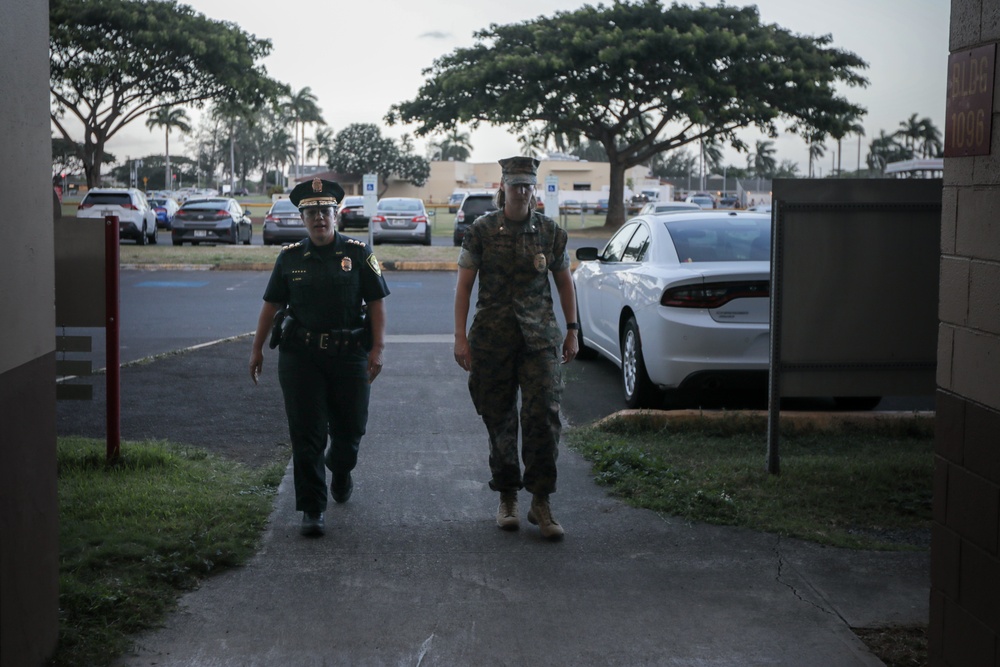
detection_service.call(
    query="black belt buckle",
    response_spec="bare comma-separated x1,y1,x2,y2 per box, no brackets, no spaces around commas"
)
318,333,329,350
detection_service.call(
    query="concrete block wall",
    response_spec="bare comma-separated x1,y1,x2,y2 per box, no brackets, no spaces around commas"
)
931,2,1000,665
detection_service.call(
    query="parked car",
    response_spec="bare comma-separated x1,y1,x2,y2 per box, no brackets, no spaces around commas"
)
560,200,582,214
262,197,307,245
573,210,772,408
76,187,158,245
370,197,431,245
337,195,370,231
594,198,610,214
448,192,465,213
685,194,716,209
149,197,180,229
718,196,740,209
746,204,772,213
452,192,498,246
637,201,701,216
171,197,252,246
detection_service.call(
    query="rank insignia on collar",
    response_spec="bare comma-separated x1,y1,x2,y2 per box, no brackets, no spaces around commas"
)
341,257,352,272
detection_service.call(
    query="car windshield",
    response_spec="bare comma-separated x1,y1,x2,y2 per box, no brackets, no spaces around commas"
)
665,217,770,263
378,198,422,212
270,199,298,214
342,197,364,207
462,197,496,218
150,199,168,207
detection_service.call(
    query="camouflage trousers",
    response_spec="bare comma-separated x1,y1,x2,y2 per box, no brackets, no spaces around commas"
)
468,343,563,495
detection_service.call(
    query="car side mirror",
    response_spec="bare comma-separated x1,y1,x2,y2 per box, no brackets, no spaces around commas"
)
576,247,599,261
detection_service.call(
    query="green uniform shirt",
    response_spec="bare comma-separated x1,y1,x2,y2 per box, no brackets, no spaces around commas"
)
263,234,389,331
458,209,569,351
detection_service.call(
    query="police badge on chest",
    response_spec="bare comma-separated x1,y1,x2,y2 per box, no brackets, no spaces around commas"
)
341,257,352,272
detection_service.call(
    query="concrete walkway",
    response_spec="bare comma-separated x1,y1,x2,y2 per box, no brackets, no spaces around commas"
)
115,337,928,666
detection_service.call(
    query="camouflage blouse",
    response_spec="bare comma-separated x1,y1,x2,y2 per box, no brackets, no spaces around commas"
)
458,209,569,351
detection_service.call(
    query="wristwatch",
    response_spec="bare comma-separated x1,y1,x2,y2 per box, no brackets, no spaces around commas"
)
566,322,580,330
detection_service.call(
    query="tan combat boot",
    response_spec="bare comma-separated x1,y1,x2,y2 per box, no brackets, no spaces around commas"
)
527,494,564,539
496,491,520,530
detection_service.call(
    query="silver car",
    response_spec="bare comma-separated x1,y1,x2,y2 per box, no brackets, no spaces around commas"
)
370,197,431,245
262,197,307,245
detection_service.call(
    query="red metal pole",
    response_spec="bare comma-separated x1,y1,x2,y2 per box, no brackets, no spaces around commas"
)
105,216,121,461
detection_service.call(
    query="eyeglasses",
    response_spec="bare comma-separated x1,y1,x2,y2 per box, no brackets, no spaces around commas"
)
303,207,335,220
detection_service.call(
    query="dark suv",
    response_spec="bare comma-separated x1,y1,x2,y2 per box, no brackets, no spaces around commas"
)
453,193,497,246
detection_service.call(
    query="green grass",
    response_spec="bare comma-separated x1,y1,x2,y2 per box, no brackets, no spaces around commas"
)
566,413,934,551
53,438,286,667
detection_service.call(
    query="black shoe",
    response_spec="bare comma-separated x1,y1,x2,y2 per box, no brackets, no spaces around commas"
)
331,472,353,504
300,512,325,537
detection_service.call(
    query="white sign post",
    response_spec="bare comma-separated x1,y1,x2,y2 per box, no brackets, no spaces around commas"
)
363,174,378,246
544,175,560,226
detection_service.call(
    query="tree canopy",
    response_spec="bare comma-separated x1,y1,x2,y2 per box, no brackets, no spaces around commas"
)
387,0,868,227
50,0,288,187
327,124,430,197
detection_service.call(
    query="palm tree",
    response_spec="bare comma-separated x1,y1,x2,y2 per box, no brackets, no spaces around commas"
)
829,116,865,176
808,134,826,177
918,118,943,158
306,127,335,166
429,129,473,161
866,130,907,175
284,87,325,180
894,113,923,159
145,106,191,190
748,140,777,178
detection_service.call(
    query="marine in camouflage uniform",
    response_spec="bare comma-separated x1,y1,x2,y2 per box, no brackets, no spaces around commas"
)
250,179,389,537
454,156,579,539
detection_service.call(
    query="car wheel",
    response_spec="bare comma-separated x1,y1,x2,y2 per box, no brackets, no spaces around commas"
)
137,222,148,246
423,227,432,246
172,239,183,246
242,227,251,245
149,223,158,245
833,396,882,411
621,316,657,409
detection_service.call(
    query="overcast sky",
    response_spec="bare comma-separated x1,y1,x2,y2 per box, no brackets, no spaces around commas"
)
106,0,949,176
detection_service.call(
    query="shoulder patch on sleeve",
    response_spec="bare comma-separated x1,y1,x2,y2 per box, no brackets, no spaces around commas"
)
367,253,382,276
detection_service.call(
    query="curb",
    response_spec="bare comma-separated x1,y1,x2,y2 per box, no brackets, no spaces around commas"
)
595,408,935,430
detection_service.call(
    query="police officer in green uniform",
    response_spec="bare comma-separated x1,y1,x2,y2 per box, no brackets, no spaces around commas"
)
454,156,579,540
250,178,389,537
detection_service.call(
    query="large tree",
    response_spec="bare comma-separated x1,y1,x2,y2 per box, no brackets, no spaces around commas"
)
50,0,287,188
327,124,430,197
387,1,867,227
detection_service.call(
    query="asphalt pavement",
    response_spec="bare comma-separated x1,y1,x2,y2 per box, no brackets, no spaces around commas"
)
95,335,928,667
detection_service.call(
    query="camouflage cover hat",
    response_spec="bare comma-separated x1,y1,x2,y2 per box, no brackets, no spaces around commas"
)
498,156,540,186
290,177,345,210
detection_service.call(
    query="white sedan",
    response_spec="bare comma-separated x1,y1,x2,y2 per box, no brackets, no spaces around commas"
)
573,210,772,408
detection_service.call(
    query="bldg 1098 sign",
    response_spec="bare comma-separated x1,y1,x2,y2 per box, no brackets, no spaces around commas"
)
945,45,996,157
